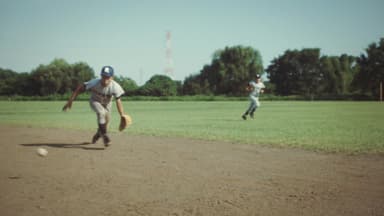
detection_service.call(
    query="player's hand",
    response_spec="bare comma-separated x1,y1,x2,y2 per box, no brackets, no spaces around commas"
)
119,114,132,131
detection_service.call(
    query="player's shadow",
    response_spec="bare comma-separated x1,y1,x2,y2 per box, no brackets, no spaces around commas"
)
20,142,105,150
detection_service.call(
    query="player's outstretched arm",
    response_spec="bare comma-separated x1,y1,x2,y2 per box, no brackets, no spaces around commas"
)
62,84,85,111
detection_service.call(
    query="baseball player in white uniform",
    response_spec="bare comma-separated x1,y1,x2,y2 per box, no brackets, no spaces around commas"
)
242,74,265,120
63,66,126,147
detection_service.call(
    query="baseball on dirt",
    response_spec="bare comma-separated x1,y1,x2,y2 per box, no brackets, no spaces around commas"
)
36,148,48,157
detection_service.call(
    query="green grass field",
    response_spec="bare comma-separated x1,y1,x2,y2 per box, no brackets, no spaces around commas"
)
0,101,383,153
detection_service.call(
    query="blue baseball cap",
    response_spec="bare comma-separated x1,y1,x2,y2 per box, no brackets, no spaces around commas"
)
100,66,114,77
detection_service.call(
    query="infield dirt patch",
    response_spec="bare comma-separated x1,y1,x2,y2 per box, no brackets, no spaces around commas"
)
0,125,383,216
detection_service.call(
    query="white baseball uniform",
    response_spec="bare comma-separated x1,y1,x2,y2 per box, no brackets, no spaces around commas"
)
245,81,265,114
84,78,125,124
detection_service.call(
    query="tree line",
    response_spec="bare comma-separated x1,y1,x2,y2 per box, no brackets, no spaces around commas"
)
0,59,179,97
1,38,383,100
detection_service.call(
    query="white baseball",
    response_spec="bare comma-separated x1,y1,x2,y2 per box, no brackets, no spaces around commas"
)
37,148,48,157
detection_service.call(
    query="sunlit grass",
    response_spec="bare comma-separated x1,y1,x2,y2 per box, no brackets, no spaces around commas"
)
0,101,383,153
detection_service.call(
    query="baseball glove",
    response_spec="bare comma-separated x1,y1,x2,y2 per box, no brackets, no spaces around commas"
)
119,114,132,131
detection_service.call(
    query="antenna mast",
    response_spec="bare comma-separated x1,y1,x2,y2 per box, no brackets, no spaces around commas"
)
164,31,174,78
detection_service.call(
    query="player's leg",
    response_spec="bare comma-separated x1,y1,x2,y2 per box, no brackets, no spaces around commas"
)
242,103,253,120
102,103,113,146
242,97,256,120
250,98,260,118
90,101,102,143
92,128,102,144
242,103,251,120
90,101,110,146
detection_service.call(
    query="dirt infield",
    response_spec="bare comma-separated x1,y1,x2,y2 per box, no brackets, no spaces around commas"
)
0,125,383,216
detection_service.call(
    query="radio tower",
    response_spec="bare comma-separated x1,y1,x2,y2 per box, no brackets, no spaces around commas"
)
164,31,174,78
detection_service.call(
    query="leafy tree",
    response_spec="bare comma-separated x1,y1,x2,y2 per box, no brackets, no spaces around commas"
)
0,68,17,79
267,48,322,97
182,74,212,95
265,54,293,95
297,49,322,97
14,73,36,96
138,74,177,96
320,55,357,95
183,45,264,96
71,62,95,90
352,38,384,97
319,56,339,94
114,76,138,95
30,58,94,95
0,68,39,96
0,68,18,95
339,54,357,94
30,59,70,95
175,80,183,96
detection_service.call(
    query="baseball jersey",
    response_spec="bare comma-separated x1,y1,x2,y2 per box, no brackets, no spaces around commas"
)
249,81,265,97
84,79,125,105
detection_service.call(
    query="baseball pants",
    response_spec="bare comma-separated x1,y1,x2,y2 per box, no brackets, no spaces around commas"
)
90,100,112,125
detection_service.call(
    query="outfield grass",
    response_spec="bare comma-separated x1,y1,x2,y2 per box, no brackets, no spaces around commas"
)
0,101,383,153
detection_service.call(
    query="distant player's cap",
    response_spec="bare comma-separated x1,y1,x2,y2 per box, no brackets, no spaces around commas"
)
101,66,114,77
256,74,261,79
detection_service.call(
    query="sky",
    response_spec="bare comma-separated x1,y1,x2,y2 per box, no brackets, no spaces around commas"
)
0,0,383,85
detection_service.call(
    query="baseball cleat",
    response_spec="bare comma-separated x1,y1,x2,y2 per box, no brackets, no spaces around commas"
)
250,112,254,119
242,114,247,120
92,132,101,144
103,135,111,147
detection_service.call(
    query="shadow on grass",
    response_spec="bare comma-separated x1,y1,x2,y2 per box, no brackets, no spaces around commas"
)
20,142,105,150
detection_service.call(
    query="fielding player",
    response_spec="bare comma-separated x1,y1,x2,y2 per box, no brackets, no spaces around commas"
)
62,66,126,147
242,74,265,120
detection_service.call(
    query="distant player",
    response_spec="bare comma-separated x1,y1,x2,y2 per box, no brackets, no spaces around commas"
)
62,66,127,147
242,74,265,120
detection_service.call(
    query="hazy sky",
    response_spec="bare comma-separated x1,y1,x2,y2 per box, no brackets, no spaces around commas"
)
1,0,383,84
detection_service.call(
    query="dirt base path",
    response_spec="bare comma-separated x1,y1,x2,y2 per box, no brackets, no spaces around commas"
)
0,125,383,216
